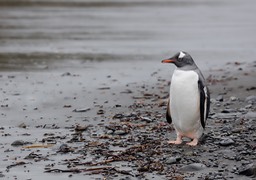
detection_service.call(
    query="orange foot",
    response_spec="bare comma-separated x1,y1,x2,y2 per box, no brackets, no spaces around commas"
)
186,138,198,146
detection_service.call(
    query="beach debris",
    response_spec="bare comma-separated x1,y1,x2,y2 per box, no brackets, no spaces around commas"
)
245,95,256,103
11,140,26,146
63,104,72,108
121,89,133,94
22,144,54,149
57,144,74,153
165,156,181,165
18,123,27,128
73,107,91,112
238,163,256,177
97,109,104,115
216,95,224,102
179,163,206,172
61,72,71,76
6,161,27,170
75,125,90,132
45,166,133,176
140,116,153,123
97,87,110,90
24,152,49,161
219,138,235,146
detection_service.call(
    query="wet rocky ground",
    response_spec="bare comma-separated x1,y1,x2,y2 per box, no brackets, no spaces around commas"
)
0,60,255,180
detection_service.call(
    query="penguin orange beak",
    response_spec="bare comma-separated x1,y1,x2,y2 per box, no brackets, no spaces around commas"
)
161,59,175,63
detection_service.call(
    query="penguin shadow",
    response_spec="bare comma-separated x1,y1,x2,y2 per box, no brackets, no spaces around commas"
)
198,133,209,145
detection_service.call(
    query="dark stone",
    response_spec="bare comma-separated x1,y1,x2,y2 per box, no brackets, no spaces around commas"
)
216,95,224,102
11,140,25,146
165,156,181,165
238,163,256,177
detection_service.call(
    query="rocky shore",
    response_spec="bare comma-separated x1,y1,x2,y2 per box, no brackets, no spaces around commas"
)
0,60,255,180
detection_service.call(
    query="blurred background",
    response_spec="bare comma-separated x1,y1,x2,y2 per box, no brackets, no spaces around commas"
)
0,0,255,71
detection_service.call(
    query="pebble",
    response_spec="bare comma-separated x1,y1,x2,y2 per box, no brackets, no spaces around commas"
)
216,95,224,102
165,156,181,165
18,123,27,128
245,111,256,119
230,96,238,101
219,138,235,146
179,163,206,172
221,108,236,113
238,163,256,177
245,95,256,103
106,130,114,135
73,107,91,112
97,109,104,115
11,140,25,146
140,116,153,123
113,114,124,119
114,130,127,136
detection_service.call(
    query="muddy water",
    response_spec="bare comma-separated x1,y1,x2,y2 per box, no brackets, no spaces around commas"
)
0,0,256,70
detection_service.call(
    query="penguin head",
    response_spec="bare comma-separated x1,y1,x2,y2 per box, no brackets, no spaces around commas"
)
162,51,196,68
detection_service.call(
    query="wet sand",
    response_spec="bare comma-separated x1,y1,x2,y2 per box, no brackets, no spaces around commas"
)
0,0,256,179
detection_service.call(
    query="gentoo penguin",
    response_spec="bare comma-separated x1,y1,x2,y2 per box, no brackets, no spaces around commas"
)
161,51,210,146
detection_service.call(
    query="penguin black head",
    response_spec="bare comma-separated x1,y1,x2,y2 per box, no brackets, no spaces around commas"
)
162,51,196,68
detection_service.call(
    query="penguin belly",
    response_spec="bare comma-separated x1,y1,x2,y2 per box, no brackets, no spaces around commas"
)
169,69,203,139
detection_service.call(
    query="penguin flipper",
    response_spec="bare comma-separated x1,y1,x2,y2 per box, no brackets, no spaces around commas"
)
166,98,172,124
198,79,210,129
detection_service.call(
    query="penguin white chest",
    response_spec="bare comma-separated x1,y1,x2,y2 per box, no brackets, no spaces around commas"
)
170,69,201,135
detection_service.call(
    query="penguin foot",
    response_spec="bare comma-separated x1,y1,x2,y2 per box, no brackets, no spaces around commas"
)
186,138,198,146
168,135,182,145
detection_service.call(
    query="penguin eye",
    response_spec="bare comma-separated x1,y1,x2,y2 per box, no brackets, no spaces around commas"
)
177,57,183,61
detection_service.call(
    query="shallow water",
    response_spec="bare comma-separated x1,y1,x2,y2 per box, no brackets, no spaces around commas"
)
0,0,255,70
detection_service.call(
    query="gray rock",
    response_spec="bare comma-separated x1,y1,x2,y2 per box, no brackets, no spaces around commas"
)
245,95,256,103
165,156,181,165
73,107,91,112
179,163,206,172
140,116,153,123
245,111,256,119
212,112,242,119
221,108,236,113
216,95,224,102
18,123,27,128
106,130,114,135
58,144,69,152
219,138,235,146
230,96,238,101
114,130,127,135
238,163,256,177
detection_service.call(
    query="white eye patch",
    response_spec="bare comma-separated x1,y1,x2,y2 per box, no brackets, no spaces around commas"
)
178,51,185,58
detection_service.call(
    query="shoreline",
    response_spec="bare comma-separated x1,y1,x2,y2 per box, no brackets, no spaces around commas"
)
0,59,255,179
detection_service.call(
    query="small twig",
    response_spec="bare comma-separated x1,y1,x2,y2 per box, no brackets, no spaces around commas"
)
44,168,81,173
6,161,27,169
44,166,112,173
44,166,134,176
76,159,117,166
